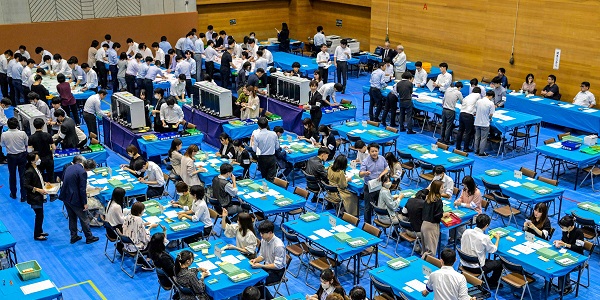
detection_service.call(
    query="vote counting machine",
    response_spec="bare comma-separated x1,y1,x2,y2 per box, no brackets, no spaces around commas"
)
269,71,310,105
191,81,233,118
111,92,146,130
15,104,48,133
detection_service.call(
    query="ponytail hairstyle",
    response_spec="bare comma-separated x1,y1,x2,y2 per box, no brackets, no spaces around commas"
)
174,250,194,274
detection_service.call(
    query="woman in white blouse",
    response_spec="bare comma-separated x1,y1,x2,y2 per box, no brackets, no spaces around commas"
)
221,209,258,258
179,144,206,187
168,138,183,177
240,85,260,119
122,202,163,270
104,187,128,237
177,185,213,243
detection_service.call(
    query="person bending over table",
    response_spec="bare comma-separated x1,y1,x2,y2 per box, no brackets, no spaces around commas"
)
328,155,358,217
553,215,585,296
160,96,189,132
222,209,258,259
523,202,551,240
175,250,210,299
250,220,286,300
540,74,560,100
170,74,187,102
306,147,330,203
422,248,476,300
134,159,165,199
306,269,347,300
171,181,194,209
422,180,446,256
460,214,502,289
123,201,163,271
232,139,251,179
318,82,343,107
573,81,596,108
120,144,146,176
178,185,213,243
400,189,428,252
359,143,389,224
212,163,243,215
53,109,79,149
180,144,205,187
428,165,454,199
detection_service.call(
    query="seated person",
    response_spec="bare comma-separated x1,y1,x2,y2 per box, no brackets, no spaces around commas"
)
490,76,506,107
160,97,188,132
178,185,213,243
285,62,302,77
422,248,474,300
353,140,368,163
460,214,502,289
273,126,293,179
122,202,162,271
573,81,595,108
241,287,261,300
250,220,286,300
222,209,258,258
174,250,209,298
120,144,146,176
429,165,454,199
232,139,251,179
349,286,367,300
216,132,235,159
524,202,551,240
147,233,175,288
376,175,403,224
300,118,319,143
497,67,508,88
317,125,336,161
171,181,193,210
540,74,560,100
306,269,347,300
133,159,165,199
553,215,585,295
211,163,243,215
305,147,330,202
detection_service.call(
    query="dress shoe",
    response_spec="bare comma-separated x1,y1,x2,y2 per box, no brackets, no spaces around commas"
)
34,236,47,241
86,236,100,244
70,236,83,244
464,148,474,153
9,193,16,199
40,232,49,236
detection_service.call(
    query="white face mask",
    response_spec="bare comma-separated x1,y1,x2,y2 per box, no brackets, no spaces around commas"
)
177,192,184,196
35,159,41,166
383,181,392,189
321,282,330,290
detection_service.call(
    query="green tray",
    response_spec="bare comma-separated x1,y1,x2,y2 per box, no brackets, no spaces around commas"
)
485,169,503,176
408,144,421,150
274,198,293,206
227,269,252,282
375,132,390,138
333,232,352,243
89,144,104,152
219,262,240,275
577,201,598,210
346,237,368,247
489,227,510,238
415,147,430,154
561,135,582,143
185,128,201,135
521,182,538,190
554,253,580,267
290,143,305,151
589,206,600,216
120,183,134,191
451,210,467,218
169,221,190,231
346,121,359,127
536,247,559,259
16,260,42,281
447,156,465,163
300,148,317,153
300,212,320,222
399,189,417,198
145,206,162,216
108,179,123,187
443,205,452,212
248,183,262,191
228,120,244,127
237,179,252,186
580,147,600,155
534,187,553,195
386,257,410,270
93,167,111,174
367,129,379,135
189,241,211,251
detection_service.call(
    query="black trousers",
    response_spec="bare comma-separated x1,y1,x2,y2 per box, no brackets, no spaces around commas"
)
12,79,23,105
362,184,379,224
62,104,80,125
381,93,398,126
456,112,475,150
95,61,107,89
0,73,8,98
39,154,54,183
255,268,284,300
143,79,155,105
33,206,44,238
220,69,231,89
83,112,98,136
0,126,5,160
109,65,119,91
399,100,414,131
135,78,144,97
318,66,328,83
7,77,15,104
64,201,93,239
440,108,456,143
185,79,193,97
205,61,215,77
369,87,383,121
147,186,164,199
463,259,503,285
7,152,27,199
257,155,277,182
125,75,136,95
336,61,348,92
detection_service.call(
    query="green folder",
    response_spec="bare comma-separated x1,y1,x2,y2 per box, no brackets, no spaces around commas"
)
300,212,320,222
227,269,252,282
145,206,162,216
535,247,559,259
534,187,553,195
521,182,538,190
447,156,465,163
169,221,190,231
333,232,352,243
346,121,359,127
589,206,600,216
415,147,430,154
108,179,123,187
219,262,240,275
400,189,417,198
408,144,421,150
189,241,211,251
248,183,262,191
577,202,597,210
274,198,293,206
443,205,452,212
346,237,368,247
93,167,110,174
554,253,579,266
489,227,510,238
387,257,410,270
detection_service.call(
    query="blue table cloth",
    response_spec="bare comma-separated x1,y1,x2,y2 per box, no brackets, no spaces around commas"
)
53,149,108,173
146,200,204,241
101,116,145,158
87,168,148,204
170,239,268,299
259,96,305,135
333,123,400,145
194,151,244,185
238,180,306,216
0,267,62,300
137,133,204,159
273,52,319,76
506,93,600,134
356,53,453,80
399,144,474,172
496,226,587,279
567,207,600,226
0,220,17,267
369,256,438,300
279,133,318,164
222,119,284,140
302,107,356,126
535,138,600,169
182,105,230,148
474,170,564,204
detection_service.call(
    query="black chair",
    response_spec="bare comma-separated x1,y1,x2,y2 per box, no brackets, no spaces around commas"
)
498,256,535,300
492,193,520,227
372,205,396,248
370,274,401,300
572,212,600,246
281,226,308,278
417,161,435,183
398,220,422,257
172,279,202,300
117,231,148,278
457,248,490,291
302,170,323,210
155,267,175,300
102,221,120,263
321,181,342,216
397,151,418,185
304,243,338,290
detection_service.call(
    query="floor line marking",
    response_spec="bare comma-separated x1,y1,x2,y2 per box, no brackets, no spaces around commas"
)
59,280,107,300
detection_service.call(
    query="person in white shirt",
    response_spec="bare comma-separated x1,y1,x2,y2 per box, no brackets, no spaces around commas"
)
134,159,165,199
318,82,343,105
122,202,158,270
456,87,481,152
333,39,352,93
254,50,268,72
392,45,406,79
184,50,197,79
383,57,394,82
473,90,495,157
81,63,98,92
440,82,464,144
203,41,220,79
177,185,213,241
205,25,215,43
247,39,259,61
21,59,35,92
82,90,108,136
422,248,475,300
151,42,165,67
428,165,454,199
313,25,326,49
193,33,205,77
105,187,129,233
460,214,503,289
95,44,109,89
16,46,30,60
35,47,52,65
170,74,186,100
160,97,186,132
138,43,153,60
260,47,273,65
469,78,487,98
53,54,71,76
413,61,428,87
316,45,331,84
126,38,139,57
573,81,596,108
433,62,452,92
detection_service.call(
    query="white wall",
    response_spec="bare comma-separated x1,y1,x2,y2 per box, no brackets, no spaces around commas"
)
0,0,188,24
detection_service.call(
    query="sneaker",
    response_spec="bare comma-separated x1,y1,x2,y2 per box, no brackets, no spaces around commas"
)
70,236,83,244
86,236,100,244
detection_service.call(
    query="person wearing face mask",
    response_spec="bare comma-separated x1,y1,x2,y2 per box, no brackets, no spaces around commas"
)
133,159,165,199
168,138,183,178
23,152,49,241
104,187,128,239
178,185,213,243
376,174,403,225
428,165,454,199
216,132,235,159
160,97,185,133
171,181,194,209
122,201,162,271
523,202,551,240
450,176,482,241
27,118,56,184
174,250,209,299
170,74,187,101
147,232,175,290
553,215,584,296
306,269,347,300
120,144,146,177
460,214,502,289
231,139,251,179
359,143,389,224
180,144,206,187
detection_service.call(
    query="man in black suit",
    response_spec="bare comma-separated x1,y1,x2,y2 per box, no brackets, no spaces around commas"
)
307,80,324,127
305,147,329,202
381,41,397,62
53,109,78,149
59,159,99,244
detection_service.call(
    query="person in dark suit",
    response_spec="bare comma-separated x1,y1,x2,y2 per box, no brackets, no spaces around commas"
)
232,140,251,179
307,80,325,128
53,109,78,149
59,158,99,244
216,132,235,159
317,125,337,161
305,147,330,202
381,41,397,62
23,152,49,241
277,23,290,52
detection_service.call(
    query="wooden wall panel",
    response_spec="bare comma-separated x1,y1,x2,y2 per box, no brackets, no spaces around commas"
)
0,12,197,67
197,1,290,44
315,0,371,8
370,0,600,104
311,1,371,50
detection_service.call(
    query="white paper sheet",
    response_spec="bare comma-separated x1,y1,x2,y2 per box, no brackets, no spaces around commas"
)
208,159,222,164
87,171,94,176
499,184,509,188
426,79,435,92
95,178,109,184
583,108,599,113
308,234,320,240
164,210,179,219
345,224,356,230
265,190,280,196
504,180,522,187
220,255,241,265
507,249,521,256
558,104,575,109
402,286,415,293
512,244,535,255
236,254,247,260
333,225,352,233
144,216,162,224
196,260,218,271
314,229,334,238
20,280,56,295
406,279,427,292
248,192,265,198
514,232,524,236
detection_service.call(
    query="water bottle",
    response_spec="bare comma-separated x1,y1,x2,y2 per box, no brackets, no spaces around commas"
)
262,180,268,192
